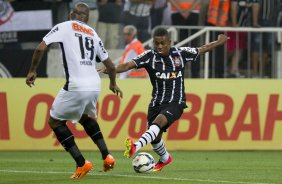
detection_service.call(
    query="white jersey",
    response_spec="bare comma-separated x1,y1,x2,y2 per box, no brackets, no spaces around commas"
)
43,20,108,91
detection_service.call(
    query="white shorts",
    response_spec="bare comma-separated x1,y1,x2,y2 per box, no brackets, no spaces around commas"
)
50,89,99,123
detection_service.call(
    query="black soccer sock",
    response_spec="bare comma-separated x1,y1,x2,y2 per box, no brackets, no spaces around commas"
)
81,118,109,160
53,125,85,167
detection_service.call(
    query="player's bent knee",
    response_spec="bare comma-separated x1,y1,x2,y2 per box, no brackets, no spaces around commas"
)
48,116,66,129
152,114,168,129
78,114,89,124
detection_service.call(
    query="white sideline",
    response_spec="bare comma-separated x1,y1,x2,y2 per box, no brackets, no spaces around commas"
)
0,169,275,184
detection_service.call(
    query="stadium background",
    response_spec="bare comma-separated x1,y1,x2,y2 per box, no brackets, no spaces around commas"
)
1,1,282,184
0,1,282,151
1,79,282,151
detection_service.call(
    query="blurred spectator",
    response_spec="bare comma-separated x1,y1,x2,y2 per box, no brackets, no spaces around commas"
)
227,0,259,78
123,0,154,42
205,0,230,78
278,0,282,27
169,0,202,78
207,0,229,27
122,0,130,24
251,0,280,78
119,25,147,79
51,0,69,24
150,0,167,29
198,0,209,26
169,0,201,42
161,1,172,25
97,0,123,49
69,0,98,28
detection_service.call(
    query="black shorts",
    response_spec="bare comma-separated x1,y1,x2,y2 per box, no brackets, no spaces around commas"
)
147,103,185,131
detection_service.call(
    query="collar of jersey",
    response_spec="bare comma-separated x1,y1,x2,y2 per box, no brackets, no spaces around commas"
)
73,20,86,25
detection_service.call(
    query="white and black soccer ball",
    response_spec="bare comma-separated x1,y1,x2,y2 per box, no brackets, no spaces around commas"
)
132,152,155,173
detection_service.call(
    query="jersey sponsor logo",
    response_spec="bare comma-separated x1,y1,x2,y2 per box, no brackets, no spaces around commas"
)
46,26,58,37
72,23,94,36
155,71,182,79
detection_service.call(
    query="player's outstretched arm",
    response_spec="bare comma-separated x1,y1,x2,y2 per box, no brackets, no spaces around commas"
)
116,61,136,73
198,34,228,55
99,60,136,74
26,41,48,87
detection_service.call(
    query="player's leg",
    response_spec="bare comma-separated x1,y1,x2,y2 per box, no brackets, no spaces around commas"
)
151,133,170,163
49,117,84,166
124,114,166,158
48,117,93,178
124,103,184,158
81,91,115,171
79,115,115,171
151,133,172,172
151,104,183,171
79,115,109,159
49,90,94,178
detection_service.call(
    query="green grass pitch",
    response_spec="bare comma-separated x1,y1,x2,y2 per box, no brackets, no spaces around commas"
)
0,151,281,184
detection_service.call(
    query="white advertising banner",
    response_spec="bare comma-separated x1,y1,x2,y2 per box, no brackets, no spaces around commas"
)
0,10,52,32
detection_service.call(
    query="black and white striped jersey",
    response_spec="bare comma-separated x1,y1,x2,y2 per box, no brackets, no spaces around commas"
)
133,47,199,108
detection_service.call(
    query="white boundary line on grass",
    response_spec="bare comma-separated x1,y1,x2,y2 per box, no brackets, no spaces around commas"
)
0,169,275,184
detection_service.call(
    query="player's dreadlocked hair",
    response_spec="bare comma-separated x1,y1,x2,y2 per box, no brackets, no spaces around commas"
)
153,28,169,37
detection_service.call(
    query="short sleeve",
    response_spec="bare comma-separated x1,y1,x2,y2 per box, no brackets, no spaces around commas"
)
43,23,64,45
179,47,199,63
96,38,109,62
132,50,151,69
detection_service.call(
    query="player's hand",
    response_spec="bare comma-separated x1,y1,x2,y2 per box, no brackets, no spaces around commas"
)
217,34,228,45
26,71,37,87
109,84,123,98
97,68,108,74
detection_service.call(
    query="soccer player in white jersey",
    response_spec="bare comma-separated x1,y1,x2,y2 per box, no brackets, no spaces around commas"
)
103,28,227,172
26,3,123,179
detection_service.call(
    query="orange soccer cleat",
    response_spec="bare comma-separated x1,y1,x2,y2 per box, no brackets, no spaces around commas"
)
103,154,116,172
124,137,136,158
153,155,172,172
70,160,93,179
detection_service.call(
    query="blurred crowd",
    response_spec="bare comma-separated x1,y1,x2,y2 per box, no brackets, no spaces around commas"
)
2,0,282,78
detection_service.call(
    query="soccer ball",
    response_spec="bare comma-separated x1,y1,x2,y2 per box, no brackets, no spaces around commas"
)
132,152,155,173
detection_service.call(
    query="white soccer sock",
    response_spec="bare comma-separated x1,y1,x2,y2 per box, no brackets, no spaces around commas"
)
152,139,169,162
135,124,160,151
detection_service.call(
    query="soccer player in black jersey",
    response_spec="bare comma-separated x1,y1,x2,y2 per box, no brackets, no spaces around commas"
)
107,27,227,172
